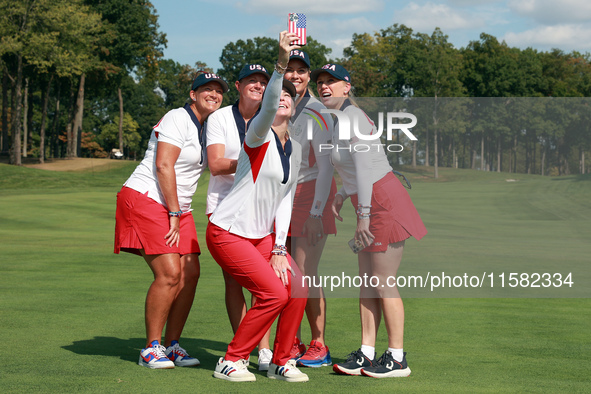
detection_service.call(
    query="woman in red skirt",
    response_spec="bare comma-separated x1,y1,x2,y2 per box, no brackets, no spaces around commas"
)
311,63,427,378
114,73,228,369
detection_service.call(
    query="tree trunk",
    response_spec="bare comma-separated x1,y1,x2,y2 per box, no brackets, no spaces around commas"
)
462,133,466,169
425,129,430,167
23,78,29,157
446,139,452,168
51,82,61,158
69,73,85,158
118,87,124,152
433,98,438,178
1,70,8,155
582,150,586,174
532,136,536,174
513,135,518,173
66,85,76,158
508,134,513,173
541,145,546,176
39,74,53,164
434,128,439,178
412,140,416,168
480,133,485,171
497,138,501,172
525,131,531,174
11,54,23,166
487,135,492,171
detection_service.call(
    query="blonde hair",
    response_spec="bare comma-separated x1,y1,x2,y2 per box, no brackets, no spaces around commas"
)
345,86,360,108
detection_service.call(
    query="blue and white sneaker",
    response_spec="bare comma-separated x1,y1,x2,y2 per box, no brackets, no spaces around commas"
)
138,340,175,369
165,340,200,367
213,357,256,382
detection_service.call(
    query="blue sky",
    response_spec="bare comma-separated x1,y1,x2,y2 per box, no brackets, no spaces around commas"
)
151,0,591,72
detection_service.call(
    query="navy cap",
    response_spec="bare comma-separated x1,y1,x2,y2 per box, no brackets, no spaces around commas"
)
282,79,297,98
237,64,271,82
311,64,351,83
192,72,229,93
289,49,310,68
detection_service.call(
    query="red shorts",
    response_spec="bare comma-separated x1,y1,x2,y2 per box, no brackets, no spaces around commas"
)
114,186,200,256
289,178,337,237
351,172,427,252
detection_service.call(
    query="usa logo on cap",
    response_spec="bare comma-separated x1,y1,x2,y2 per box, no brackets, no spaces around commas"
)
289,50,310,67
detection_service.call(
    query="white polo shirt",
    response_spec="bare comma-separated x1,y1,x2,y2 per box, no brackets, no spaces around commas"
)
205,102,258,214
123,104,205,212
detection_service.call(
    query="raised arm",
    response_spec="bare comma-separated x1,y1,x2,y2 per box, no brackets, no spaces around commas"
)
246,31,300,147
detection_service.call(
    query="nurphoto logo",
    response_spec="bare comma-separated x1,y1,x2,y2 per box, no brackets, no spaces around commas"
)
306,109,418,153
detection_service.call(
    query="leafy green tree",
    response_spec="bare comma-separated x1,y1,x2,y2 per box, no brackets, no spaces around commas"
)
217,36,331,103
342,24,417,97
461,33,524,97
152,59,202,109
342,32,388,97
0,0,104,164
546,51,591,97
98,112,141,158
85,0,166,156
413,28,464,177
119,72,166,150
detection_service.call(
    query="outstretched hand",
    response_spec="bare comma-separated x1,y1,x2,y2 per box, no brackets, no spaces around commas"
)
278,31,301,67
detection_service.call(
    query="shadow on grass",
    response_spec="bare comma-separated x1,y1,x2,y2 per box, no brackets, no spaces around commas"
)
62,336,230,370
550,173,591,182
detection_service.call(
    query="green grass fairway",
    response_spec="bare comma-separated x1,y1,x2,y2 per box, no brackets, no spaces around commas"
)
1,163,590,393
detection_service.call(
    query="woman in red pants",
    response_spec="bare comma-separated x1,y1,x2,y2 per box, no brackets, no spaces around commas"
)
207,31,309,383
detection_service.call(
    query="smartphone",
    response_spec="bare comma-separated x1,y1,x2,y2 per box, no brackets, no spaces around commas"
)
348,238,365,254
288,13,307,46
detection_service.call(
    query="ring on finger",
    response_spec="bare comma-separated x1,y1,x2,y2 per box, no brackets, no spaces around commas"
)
282,268,286,273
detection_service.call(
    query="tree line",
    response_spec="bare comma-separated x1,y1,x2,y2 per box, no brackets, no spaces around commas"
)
1,1,589,176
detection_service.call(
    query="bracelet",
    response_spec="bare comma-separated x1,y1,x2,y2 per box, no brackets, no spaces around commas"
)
271,244,287,256
168,210,182,217
309,212,323,219
275,62,287,74
357,213,371,219
356,205,372,215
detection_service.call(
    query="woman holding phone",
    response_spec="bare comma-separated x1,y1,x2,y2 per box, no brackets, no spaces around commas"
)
207,31,309,383
310,63,427,378
205,63,275,371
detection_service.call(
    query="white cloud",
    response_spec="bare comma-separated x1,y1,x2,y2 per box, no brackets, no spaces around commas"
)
399,2,484,32
508,0,591,25
236,0,384,15
448,0,503,5
504,24,591,51
311,17,377,59
254,16,376,61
